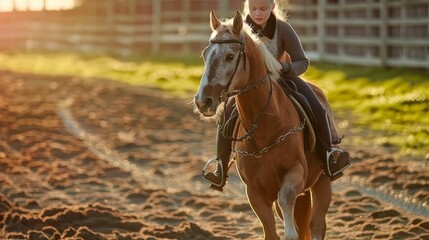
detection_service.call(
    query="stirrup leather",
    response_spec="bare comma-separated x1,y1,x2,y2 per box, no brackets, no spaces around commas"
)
202,157,225,187
325,148,350,179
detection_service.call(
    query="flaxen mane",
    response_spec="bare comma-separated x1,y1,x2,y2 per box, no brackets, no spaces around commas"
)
242,23,283,81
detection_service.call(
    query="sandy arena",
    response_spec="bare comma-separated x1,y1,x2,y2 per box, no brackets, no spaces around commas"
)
0,71,428,239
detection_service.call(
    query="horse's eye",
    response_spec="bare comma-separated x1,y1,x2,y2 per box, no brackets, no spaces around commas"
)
225,54,235,62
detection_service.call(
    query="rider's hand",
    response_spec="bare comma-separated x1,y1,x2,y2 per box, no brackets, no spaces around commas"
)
281,62,291,75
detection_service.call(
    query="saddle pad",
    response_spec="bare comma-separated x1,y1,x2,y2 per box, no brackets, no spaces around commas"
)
289,95,316,152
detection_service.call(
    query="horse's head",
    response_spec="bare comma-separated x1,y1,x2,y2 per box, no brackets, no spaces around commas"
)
194,11,250,119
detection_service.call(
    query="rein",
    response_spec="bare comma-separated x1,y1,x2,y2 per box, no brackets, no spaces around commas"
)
210,35,273,142
223,72,270,98
221,77,272,142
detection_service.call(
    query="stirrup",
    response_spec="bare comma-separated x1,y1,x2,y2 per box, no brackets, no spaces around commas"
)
325,148,350,180
202,157,225,188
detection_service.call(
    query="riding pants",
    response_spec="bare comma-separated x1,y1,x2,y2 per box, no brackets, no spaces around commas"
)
285,76,332,152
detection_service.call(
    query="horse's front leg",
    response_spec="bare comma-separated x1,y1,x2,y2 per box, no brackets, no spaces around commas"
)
246,187,279,240
278,165,305,240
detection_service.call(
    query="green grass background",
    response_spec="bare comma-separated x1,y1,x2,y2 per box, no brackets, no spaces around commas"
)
0,52,427,158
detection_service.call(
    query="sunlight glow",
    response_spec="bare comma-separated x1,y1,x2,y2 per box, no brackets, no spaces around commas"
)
0,0,13,11
0,0,77,12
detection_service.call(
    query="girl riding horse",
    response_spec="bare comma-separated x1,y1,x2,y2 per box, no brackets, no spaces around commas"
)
195,9,344,239
202,0,350,192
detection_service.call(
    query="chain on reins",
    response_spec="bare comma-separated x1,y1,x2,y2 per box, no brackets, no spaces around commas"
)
234,119,306,158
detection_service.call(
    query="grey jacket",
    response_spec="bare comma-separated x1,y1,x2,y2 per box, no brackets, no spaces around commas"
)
276,19,309,77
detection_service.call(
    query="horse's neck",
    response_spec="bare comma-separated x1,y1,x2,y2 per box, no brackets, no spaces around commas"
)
235,64,273,128
234,50,296,143
235,35,290,134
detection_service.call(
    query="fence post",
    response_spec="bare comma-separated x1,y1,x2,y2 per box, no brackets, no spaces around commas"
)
152,0,161,54
106,0,115,54
182,0,191,54
338,0,345,61
130,0,136,56
317,0,326,61
380,0,388,68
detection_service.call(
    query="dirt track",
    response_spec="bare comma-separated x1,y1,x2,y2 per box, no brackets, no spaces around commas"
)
0,71,428,239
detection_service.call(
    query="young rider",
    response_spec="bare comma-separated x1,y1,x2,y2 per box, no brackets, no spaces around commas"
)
203,0,350,191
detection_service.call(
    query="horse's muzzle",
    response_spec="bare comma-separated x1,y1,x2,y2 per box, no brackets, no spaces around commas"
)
194,95,217,117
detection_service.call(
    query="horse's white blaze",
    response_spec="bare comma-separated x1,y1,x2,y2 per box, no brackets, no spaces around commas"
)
198,42,238,95
195,73,208,101
196,44,217,101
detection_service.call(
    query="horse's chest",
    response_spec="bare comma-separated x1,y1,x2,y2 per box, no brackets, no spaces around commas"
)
235,157,282,188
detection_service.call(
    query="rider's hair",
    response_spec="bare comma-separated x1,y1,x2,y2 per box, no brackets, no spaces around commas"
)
242,0,288,22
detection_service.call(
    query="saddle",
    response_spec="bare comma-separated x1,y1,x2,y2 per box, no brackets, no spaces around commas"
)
279,79,317,152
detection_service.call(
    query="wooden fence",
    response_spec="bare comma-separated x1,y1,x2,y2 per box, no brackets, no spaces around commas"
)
0,0,428,68
290,0,429,68
0,0,241,56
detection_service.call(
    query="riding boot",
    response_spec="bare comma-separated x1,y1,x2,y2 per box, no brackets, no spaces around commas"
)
202,100,238,192
320,111,351,181
325,149,350,181
202,156,230,192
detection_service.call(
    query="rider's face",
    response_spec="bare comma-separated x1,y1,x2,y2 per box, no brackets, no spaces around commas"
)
248,0,275,28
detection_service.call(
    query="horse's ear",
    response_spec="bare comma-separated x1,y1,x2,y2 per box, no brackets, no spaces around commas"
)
232,11,243,34
210,10,220,31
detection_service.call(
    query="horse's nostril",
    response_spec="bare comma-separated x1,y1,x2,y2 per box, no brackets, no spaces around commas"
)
204,97,214,109
194,96,214,113
194,98,202,109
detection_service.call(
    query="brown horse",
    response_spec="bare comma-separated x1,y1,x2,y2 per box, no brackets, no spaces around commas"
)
194,11,336,240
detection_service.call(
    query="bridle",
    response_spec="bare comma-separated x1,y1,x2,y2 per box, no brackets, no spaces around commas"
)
209,34,273,142
209,36,247,101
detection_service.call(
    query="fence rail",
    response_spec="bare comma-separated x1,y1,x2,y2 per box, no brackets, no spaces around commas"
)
0,0,428,69
290,0,429,68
